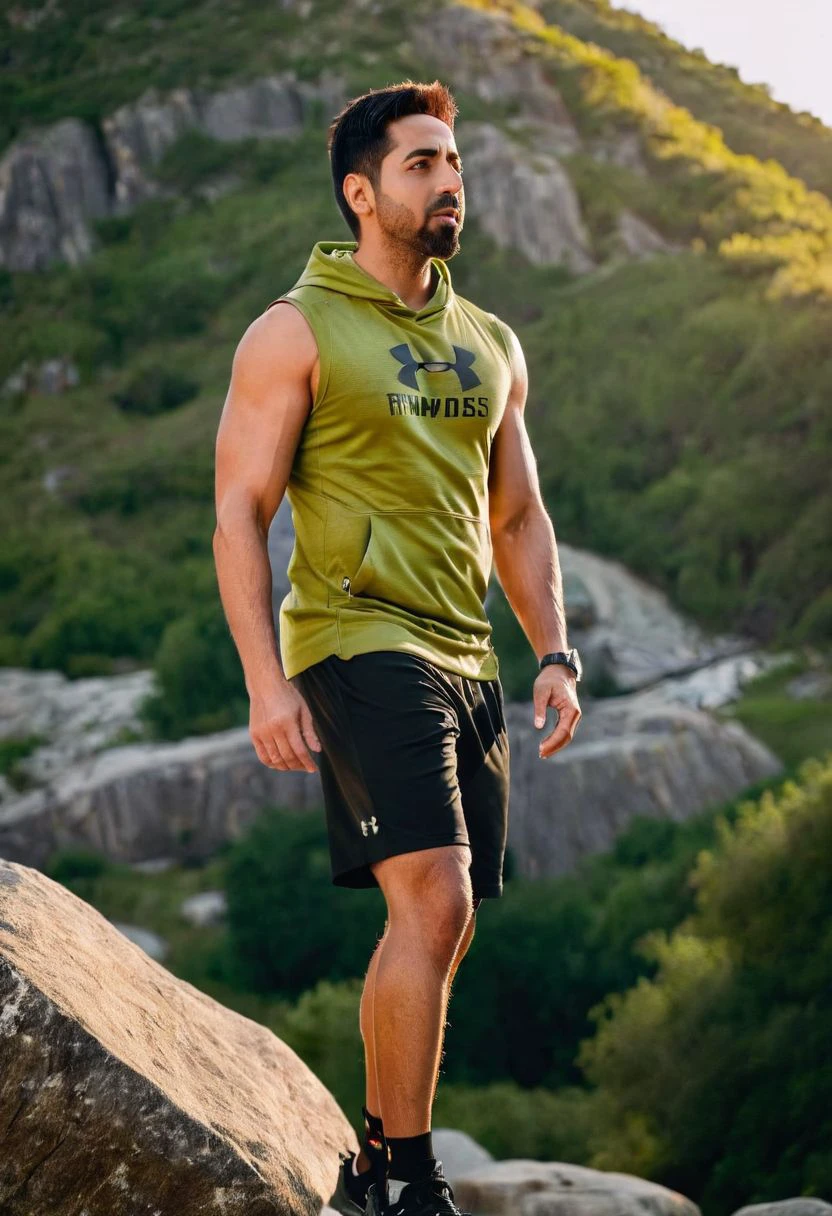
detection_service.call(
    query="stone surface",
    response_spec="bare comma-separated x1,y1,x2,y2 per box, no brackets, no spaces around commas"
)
0,726,322,870
0,117,111,271
108,919,169,962
0,859,356,1214
180,889,228,927
731,1204,832,1216
432,1127,495,1183
506,692,781,878
452,1159,700,1216
1,74,344,270
459,121,595,273
617,209,679,258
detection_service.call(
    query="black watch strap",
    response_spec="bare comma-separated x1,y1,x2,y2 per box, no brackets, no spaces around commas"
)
539,650,581,680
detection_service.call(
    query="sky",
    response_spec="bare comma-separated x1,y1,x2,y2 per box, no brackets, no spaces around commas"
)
609,0,832,128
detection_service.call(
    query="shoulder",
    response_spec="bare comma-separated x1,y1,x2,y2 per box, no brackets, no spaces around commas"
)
453,293,523,371
231,299,318,390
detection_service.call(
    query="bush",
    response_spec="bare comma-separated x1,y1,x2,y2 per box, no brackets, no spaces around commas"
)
578,756,832,1211
113,365,199,416
140,599,249,739
223,804,385,998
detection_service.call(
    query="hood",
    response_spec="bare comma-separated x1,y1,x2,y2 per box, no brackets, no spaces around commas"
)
292,240,453,320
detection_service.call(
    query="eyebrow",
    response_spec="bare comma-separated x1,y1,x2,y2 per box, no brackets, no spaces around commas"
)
402,146,462,165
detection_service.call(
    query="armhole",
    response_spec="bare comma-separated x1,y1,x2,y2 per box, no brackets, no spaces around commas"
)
265,291,332,412
489,313,514,375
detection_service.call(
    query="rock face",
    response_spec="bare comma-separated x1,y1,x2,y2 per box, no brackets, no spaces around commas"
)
0,674,781,879
0,73,343,270
0,859,356,1214
458,121,595,273
506,692,781,878
0,118,110,271
451,1159,700,1216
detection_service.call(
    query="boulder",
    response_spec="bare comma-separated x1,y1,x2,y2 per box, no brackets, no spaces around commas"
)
0,859,355,1214
731,1204,832,1216
452,1159,700,1216
506,691,781,878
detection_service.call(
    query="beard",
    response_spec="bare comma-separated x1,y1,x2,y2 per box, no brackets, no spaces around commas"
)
375,191,462,261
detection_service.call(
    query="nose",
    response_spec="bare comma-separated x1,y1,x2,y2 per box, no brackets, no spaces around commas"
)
439,163,463,200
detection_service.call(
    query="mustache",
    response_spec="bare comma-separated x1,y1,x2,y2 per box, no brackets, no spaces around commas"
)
427,195,462,218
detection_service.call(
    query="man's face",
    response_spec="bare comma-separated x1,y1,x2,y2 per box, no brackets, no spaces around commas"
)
371,112,464,260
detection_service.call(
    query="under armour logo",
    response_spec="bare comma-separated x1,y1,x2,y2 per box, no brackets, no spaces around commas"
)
389,343,481,391
361,817,379,836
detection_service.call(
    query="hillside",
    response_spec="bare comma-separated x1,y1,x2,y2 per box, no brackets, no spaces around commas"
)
1,0,830,689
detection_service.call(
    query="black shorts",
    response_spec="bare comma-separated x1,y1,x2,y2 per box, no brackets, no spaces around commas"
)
291,650,510,902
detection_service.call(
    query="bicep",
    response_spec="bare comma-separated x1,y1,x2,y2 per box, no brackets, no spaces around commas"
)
488,327,542,534
214,303,316,533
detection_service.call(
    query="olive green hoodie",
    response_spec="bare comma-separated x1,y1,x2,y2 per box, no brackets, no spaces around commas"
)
270,240,513,682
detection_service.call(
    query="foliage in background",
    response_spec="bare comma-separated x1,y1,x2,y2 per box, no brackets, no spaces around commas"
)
1,0,830,694
578,755,832,1212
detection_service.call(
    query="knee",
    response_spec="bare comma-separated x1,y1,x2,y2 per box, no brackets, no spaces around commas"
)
385,853,474,962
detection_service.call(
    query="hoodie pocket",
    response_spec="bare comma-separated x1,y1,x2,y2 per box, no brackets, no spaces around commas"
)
339,510,492,634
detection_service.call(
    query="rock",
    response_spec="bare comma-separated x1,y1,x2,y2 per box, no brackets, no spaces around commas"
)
411,5,581,146
432,1128,494,1183
0,118,111,271
130,856,176,874
506,693,781,878
108,919,169,962
556,542,746,691
0,859,355,1213
617,209,680,258
2,356,80,398
590,131,648,175
0,726,323,870
452,1159,700,1216
0,666,155,794
457,121,595,273
731,1204,832,1216
1,73,345,270
180,890,227,927
785,669,832,700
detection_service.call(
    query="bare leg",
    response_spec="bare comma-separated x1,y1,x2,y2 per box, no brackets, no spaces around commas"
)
363,845,476,1139
357,900,478,1166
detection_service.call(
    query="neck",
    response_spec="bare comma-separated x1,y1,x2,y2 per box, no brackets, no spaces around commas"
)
351,238,437,311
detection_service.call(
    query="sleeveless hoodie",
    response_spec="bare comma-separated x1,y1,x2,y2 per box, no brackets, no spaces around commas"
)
270,239,512,682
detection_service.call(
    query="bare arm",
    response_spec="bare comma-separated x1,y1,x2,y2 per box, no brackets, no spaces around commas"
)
488,325,581,757
213,302,322,772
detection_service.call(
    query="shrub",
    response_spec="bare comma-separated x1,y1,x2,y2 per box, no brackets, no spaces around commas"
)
113,365,199,416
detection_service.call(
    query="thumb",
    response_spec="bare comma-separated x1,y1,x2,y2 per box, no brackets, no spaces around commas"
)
533,686,548,729
300,700,322,752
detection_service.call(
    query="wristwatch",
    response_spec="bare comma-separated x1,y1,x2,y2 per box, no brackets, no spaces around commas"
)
539,648,582,682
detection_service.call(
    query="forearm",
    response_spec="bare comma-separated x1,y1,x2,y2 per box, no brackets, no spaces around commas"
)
491,505,569,660
213,510,286,697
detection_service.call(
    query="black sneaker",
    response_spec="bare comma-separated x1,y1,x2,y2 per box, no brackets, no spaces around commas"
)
329,1150,373,1216
385,1161,472,1216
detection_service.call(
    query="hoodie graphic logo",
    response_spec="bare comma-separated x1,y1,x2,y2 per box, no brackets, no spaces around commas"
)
390,343,481,391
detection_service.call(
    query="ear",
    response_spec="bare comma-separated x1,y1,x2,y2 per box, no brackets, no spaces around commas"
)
342,171,374,222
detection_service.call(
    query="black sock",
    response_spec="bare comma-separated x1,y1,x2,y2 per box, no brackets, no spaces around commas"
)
387,1132,436,1183
344,1107,385,1204
361,1106,385,1168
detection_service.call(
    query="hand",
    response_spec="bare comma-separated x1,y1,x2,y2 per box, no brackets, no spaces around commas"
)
533,666,581,759
249,681,322,772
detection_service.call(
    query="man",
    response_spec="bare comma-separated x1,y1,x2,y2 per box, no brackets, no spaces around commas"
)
213,80,581,1216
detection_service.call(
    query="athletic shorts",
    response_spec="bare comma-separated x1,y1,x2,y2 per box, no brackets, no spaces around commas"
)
291,650,510,902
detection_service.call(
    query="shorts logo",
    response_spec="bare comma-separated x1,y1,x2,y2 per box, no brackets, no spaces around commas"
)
389,343,481,391
360,816,380,836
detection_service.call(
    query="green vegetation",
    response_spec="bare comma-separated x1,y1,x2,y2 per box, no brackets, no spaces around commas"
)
578,754,832,1211
1,0,829,703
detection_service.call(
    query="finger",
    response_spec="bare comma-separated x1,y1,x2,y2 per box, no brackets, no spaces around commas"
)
539,711,580,758
533,686,550,728
300,701,322,752
284,725,318,773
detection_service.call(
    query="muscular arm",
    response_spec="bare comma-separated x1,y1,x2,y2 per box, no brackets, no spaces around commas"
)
488,325,581,756
213,302,322,771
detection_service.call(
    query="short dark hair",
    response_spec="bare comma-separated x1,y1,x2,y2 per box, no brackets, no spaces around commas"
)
327,80,458,239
